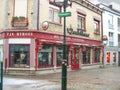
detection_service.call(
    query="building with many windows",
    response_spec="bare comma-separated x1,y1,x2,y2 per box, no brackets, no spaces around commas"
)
0,0,103,75
98,3,120,66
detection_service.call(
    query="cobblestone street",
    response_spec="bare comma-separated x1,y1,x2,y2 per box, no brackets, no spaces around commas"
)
3,66,120,90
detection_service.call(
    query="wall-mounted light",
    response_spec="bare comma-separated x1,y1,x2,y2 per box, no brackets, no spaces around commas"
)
31,12,33,15
8,13,10,15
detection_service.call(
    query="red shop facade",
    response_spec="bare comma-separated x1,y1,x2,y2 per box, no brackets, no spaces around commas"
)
1,30,103,74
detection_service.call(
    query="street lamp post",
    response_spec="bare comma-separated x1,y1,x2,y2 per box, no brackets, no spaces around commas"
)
0,61,3,90
54,0,72,90
62,0,67,90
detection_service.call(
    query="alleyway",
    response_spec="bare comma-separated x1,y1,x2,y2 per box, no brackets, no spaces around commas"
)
3,66,120,90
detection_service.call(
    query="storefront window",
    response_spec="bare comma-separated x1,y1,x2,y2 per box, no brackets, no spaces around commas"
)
113,52,116,63
107,52,110,63
9,45,29,67
56,46,63,66
94,48,100,63
38,44,53,67
83,47,91,64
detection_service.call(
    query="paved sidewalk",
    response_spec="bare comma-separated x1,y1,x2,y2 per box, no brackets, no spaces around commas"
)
3,66,120,90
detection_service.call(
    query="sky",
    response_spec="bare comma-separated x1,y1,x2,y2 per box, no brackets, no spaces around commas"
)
88,0,120,4
98,0,120,4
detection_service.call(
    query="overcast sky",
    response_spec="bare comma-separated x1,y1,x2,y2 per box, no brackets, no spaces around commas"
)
98,0,120,4
88,0,120,4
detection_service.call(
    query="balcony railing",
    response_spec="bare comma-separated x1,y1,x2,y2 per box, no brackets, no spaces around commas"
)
11,16,29,27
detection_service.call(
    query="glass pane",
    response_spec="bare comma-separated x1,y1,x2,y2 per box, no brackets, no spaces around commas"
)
9,45,29,67
49,9,53,22
94,48,100,63
14,0,27,17
54,10,60,23
57,45,63,66
38,44,53,67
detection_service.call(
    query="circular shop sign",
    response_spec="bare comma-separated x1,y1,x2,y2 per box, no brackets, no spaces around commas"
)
102,35,108,41
42,21,49,30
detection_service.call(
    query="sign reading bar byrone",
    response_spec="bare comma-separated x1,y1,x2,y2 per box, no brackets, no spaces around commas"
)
67,28,89,37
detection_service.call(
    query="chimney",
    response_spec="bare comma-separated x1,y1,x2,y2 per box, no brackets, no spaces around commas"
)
109,5,112,9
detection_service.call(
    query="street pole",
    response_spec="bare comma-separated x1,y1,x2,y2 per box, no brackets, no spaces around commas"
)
62,0,68,90
0,61,3,90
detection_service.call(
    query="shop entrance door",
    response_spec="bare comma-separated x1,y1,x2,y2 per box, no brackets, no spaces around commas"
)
71,48,79,70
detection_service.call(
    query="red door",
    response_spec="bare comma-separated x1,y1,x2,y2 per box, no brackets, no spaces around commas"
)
71,48,79,70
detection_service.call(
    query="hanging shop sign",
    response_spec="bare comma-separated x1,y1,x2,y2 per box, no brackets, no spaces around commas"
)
102,35,108,41
67,28,89,37
42,21,49,30
102,35,108,45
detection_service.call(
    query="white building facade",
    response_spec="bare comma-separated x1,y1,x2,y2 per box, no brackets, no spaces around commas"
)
99,3,120,66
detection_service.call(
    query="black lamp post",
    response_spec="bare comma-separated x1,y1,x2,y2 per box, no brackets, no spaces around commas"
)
0,61,3,90
54,0,72,90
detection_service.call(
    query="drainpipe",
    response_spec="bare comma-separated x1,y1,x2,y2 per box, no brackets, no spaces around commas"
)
37,0,40,30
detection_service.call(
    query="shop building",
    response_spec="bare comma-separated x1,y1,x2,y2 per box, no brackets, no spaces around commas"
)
0,0,103,75
98,3,120,66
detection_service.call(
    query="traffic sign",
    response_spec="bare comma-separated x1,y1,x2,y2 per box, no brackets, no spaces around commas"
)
58,12,71,17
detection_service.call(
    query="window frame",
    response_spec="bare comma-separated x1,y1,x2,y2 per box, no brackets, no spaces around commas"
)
94,48,100,63
49,4,61,24
77,13,86,31
109,32,114,46
14,0,28,17
118,18,120,31
9,44,30,68
38,43,53,68
94,19,100,34
108,14,114,29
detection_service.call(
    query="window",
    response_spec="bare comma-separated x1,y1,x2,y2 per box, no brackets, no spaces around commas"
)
118,34,120,48
38,44,53,68
118,18,120,31
56,45,63,66
83,47,91,64
78,14,85,30
109,32,114,46
107,52,110,63
108,14,113,29
9,45,30,67
94,48,100,63
14,0,27,17
113,52,116,63
94,19,100,34
49,5,60,23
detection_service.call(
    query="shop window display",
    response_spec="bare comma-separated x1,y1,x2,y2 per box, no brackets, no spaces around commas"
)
94,48,100,63
56,46,63,66
83,47,91,64
38,44,53,67
9,45,29,67
113,52,116,63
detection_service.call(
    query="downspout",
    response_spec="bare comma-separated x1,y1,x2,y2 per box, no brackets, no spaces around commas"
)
37,0,40,30
101,10,104,67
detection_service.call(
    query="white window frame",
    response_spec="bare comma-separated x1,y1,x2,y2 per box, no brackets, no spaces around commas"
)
118,18,120,31
49,5,60,24
109,32,114,46
77,14,85,30
14,0,27,17
108,14,113,29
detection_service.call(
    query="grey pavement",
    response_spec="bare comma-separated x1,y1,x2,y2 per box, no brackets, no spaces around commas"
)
3,66,120,90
